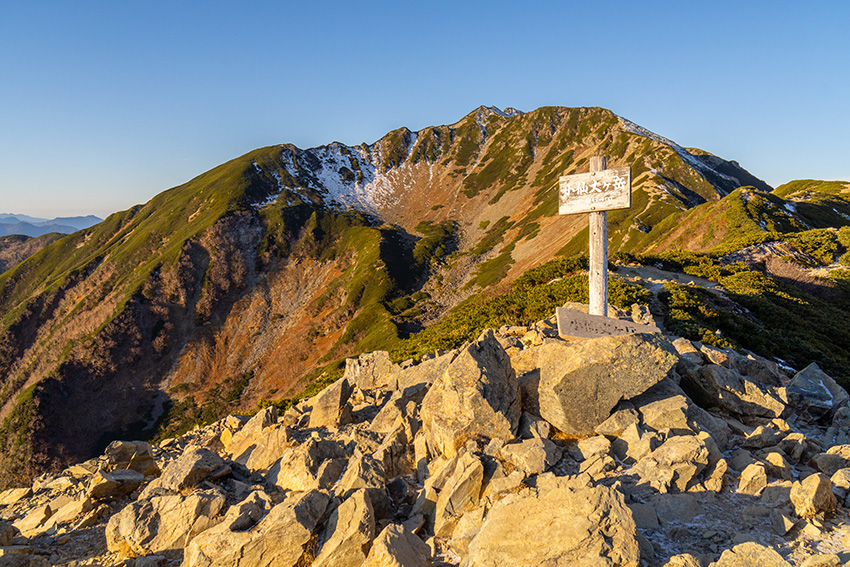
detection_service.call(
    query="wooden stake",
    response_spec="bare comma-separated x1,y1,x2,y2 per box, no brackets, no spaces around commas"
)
589,156,608,316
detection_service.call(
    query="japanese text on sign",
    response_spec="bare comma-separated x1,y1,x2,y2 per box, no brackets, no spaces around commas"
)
558,166,631,215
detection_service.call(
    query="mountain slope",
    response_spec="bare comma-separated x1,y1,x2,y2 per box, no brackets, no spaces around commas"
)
0,105,779,487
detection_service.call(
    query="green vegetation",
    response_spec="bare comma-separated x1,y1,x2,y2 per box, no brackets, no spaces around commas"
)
413,221,456,270
0,384,38,490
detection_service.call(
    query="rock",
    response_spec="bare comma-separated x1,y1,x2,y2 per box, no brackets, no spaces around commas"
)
799,555,842,567
662,554,703,567
648,493,705,524
309,376,354,429
393,351,457,394
450,505,485,558
537,333,678,436
770,508,796,535
465,477,639,567
787,362,849,420
0,555,51,567
633,435,710,493
106,488,226,558
737,463,768,496
421,330,520,458
88,469,145,500
183,490,329,567
711,541,792,567
344,351,396,391
0,520,20,546
635,391,691,433
313,489,376,567
42,496,94,531
742,425,785,449
790,473,837,519
672,338,703,364
499,438,561,476
762,452,793,481
434,452,484,537
152,447,225,494
570,435,612,461
225,406,277,460
593,405,640,437
812,452,850,477
0,488,32,506
244,424,295,471
517,412,550,440
336,451,392,519
627,502,659,530
688,364,786,417
13,504,53,538
104,440,160,476
361,523,431,567
268,438,347,493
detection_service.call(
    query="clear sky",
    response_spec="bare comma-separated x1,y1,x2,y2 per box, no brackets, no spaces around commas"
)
1,1,848,218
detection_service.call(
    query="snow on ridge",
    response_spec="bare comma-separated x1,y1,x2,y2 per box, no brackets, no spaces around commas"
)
617,116,738,185
483,105,523,118
249,162,282,209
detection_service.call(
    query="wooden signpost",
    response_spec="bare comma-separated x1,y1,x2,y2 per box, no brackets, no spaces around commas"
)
559,156,631,318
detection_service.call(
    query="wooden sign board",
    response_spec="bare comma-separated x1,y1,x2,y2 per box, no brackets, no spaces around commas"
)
559,166,631,215
556,306,660,339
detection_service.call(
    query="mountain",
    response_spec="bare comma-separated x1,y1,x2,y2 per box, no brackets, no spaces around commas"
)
0,234,65,274
0,214,102,238
0,105,847,488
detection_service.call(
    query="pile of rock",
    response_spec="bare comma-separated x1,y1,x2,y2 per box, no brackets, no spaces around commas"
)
2,320,850,567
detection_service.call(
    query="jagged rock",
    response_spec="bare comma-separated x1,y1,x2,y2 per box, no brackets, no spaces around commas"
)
434,452,484,537
182,490,329,567
13,504,53,538
421,330,519,458
344,351,396,391
517,412,550,440
672,337,704,365
313,489,375,567
0,488,32,506
812,452,850,477
225,406,277,460
0,555,50,567
309,376,354,429
361,523,431,567
633,435,710,493
799,555,842,567
569,435,611,461
594,404,640,437
688,364,786,417
450,505,485,558
737,463,768,496
762,451,793,481
88,469,145,500
635,391,690,433
742,425,786,449
787,362,849,420
337,451,392,519
710,541,792,567
499,438,561,476
537,333,678,436
465,476,639,567
151,447,225,494
268,438,347,493
392,351,456,394
483,471,525,504
648,492,705,524
662,554,703,567
703,457,728,492
790,473,837,519
770,508,796,535
104,440,160,476
0,520,19,546
244,424,294,471
374,424,415,479
42,496,94,532
106,488,226,558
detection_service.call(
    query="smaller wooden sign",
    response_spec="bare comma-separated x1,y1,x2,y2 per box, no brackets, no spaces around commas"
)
559,166,631,215
556,306,660,339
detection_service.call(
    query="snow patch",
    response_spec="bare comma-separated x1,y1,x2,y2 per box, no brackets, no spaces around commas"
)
833,207,850,221
784,201,797,213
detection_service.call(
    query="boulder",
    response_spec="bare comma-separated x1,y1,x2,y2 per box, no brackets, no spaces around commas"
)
88,469,145,500
499,438,561,476
537,333,677,436
182,490,329,567
0,488,32,506
687,364,786,417
106,488,226,558
465,477,639,567
711,541,792,567
244,424,295,471
361,523,431,567
313,489,376,567
12,504,52,538
786,362,849,420
104,440,160,476
225,406,277,460
345,351,396,391
0,555,51,567
154,447,225,493
790,473,837,519
0,520,19,546
737,463,768,496
268,438,347,493
421,330,520,458
308,376,354,429
633,435,710,493
434,452,484,537
336,451,392,519
392,351,457,394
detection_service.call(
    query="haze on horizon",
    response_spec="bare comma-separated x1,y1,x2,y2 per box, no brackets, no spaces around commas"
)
1,1,848,219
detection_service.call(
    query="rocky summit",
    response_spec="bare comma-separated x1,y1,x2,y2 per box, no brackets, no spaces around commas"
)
2,313,850,567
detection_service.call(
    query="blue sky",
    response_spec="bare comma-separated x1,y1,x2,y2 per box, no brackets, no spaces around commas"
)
1,1,848,218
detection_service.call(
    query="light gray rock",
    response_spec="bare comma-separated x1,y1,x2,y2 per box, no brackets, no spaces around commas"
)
737,463,768,496
633,435,710,493
104,440,160,476
337,451,392,519
182,490,329,567
244,424,294,471
710,541,792,567
517,412,550,440
648,493,705,524
434,452,484,537
87,469,145,500
156,447,225,493
392,350,457,394
787,362,849,420
268,438,347,493
106,488,226,559
689,364,786,418
465,477,639,567
421,330,520,458
499,438,561,476
594,405,640,438
361,523,432,567
790,473,837,519
313,489,376,567
225,406,276,461
309,376,353,429
537,333,678,436
344,350,396,391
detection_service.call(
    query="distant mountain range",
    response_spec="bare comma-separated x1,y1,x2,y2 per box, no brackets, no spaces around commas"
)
0,105,848,488
0,214,102,237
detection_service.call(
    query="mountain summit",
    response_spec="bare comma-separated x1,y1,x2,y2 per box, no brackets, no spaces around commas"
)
0,105,846,487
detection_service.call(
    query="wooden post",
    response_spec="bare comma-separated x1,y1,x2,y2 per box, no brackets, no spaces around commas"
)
588,156,608,316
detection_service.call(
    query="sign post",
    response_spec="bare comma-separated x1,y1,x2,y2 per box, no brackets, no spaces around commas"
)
558,156,631,317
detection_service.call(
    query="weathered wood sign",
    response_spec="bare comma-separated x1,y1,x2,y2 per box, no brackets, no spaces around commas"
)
558,166,631,215
556,306,660,339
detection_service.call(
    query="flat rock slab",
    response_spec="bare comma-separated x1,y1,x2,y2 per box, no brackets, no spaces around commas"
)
538,333,678,437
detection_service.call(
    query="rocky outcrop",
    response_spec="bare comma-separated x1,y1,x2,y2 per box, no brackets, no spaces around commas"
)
0,321,847,567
